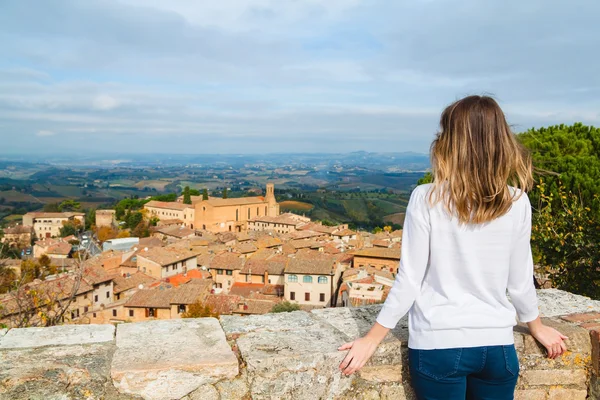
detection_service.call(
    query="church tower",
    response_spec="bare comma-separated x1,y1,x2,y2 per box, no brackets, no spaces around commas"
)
265,183,279,217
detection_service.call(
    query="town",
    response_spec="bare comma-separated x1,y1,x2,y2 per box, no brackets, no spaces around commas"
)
0,183,402,328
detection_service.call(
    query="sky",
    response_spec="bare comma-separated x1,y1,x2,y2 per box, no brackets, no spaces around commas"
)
1,0,599,155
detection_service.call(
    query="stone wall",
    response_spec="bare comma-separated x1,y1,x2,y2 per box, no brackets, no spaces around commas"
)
0,289,599,400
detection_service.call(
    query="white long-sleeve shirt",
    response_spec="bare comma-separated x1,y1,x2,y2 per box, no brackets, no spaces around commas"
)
376,183,539,350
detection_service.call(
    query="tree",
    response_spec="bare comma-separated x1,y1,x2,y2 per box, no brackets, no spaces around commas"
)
97,226,118,242
222,188,228,199
202,189,209,200
417,172,433,185
125,211,144,230
183,186,192,205
182,300,219,318
132,221,150,238
85,208,96,230
270,301,300,313
43,203,61,212
58,200,81,212
59,219,82,237
373,227,383,234
189,188,200,196
116,230,131,239
531,180,600,299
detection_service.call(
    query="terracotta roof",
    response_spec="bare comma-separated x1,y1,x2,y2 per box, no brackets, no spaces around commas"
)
124,282,210,308
197,253,214,268
3,225,32,234
290,239,319,250
250,214,302,226
156,218,184,226
240,256,287,276
285,255,336,276
138,237,164,249
164,269,211,287
351,248,401,260
26,212,84,218
45,242,72,256
390,229,403,238
235,232,252,242
236,299,280,315
235,241,258,254
210,252,245,271
83,264,114,285
204,196,266,207
155,226,195,238
112,272,157,294
288,230,324,240
256,237,282,249
333,228,356,237
137,244,202,267
229,283,267,297
204,294,241,315
144,200,192,211
372,239,391,248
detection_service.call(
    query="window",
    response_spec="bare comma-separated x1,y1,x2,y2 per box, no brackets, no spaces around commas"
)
290,291,295,300
288,275,298,283
116,293,120,300
257,207,259,215
248,209,250,219
94,295,98,302
217,269,223,275
178,305,186,314
305,292,310,301
226,270,232,276
106,291,110,299
84,293,88,300
112,309,117,317
261,275,265,283
84,306,89,313
236,210,239,221
303,276,313,283
318,276,328,284
147,308,156,317
93,313,97,318
129,310,134,317
320,293,325,302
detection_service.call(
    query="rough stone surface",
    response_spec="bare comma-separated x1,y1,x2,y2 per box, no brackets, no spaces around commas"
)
548,388,587,400
311,305,409,344
514,389,547,400
0,328,7,338
0,324,114,349
359,365,403,383
233,313,353,400
111,318,238,400
562,312,600,323
0,343,138,400
220,310,319,337
537,289,600,317
521,369,587,388
215,370,250,400
186,384,219,400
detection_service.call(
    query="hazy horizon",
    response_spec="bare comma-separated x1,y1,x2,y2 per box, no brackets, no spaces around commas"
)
2,0,599,154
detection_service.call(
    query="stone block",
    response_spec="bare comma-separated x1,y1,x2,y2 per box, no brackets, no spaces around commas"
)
514,389,546,400
521,369,587,388
215,370,250,400
359,365,403,383
514,331,525,351
236,320,352,400
581,323,600,330
186,384,219,400
517,318,592,359
111,318,238,400
561,312,600,323
311,305,409,344
537,289,600,318
0,324,114,349
220,310,319,338
548,388,587,400
592,329,600,375
0,343,130,400
0,328,7,339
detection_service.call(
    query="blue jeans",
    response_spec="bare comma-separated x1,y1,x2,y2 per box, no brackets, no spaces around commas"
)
408,345,519,400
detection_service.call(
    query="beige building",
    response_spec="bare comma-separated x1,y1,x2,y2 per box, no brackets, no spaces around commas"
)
283,255,341,307
247,212,310,234
239,255,287,285
136,244,200,279
194,184,280,233
23,212,84,239
122,281,212,322
1,225,32,248
95,210,116,228
208,252,245,293
351,248,401,274
144,201,195,228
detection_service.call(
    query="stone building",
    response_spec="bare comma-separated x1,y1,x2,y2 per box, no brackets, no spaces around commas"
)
95,210,116,228
283,254,342,307
143,201,195,228
1,225,32,248
247,212,310,234
23,212,84,239
194,183,280,233
136,244,201,279
351,247,401,274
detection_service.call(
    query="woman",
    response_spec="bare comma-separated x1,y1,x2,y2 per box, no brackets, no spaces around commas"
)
338,96,567,399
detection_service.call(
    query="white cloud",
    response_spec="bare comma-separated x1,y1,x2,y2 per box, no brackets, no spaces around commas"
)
36,130,55,137
92,94,120,111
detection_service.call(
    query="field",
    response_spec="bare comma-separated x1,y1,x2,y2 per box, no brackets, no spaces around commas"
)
133,180,173,191
279,201,314,212
0,190,43,203
384,212,406,226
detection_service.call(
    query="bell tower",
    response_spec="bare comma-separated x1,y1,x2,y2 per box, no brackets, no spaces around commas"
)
265,183,279,217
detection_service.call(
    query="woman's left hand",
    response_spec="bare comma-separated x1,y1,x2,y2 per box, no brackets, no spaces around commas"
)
338,336,379,376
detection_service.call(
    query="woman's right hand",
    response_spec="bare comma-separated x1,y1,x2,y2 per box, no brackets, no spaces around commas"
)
528,319,568,359
338,336,379,376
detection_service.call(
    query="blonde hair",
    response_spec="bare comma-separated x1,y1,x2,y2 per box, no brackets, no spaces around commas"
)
429,95,533,224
